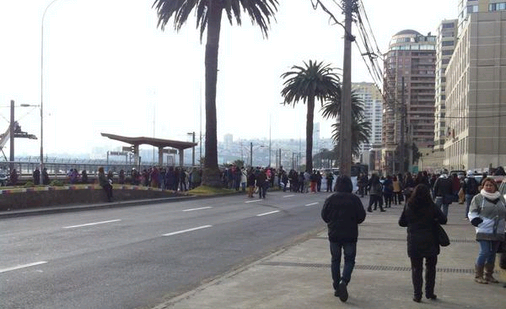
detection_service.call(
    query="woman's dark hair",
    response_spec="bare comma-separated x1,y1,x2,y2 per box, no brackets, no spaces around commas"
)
406,184,434,209
334,175,353,193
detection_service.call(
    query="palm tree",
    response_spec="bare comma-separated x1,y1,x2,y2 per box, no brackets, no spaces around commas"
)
322,88,372,158
153,0,279,187
321,88,364,120
330,119,371,158
280,60,340,173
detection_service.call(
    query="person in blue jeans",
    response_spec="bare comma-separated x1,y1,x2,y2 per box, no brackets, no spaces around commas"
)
321,175,366,302
468,177,506,284
462,171,479,219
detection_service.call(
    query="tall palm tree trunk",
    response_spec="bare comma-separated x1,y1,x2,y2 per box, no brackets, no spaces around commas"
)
306,96,315,173
202,1,223,187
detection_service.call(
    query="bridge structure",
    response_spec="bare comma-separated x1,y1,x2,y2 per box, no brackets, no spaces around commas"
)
100,133,198,168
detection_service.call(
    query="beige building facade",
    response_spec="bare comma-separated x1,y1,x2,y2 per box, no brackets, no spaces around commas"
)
444,11,506,170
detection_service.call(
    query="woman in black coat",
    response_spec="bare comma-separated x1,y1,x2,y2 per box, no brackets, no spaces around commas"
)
399,184,447,302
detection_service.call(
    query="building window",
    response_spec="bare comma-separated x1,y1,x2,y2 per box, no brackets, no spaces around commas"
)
467,5,478,13
442,41,454,46
489,2,506,11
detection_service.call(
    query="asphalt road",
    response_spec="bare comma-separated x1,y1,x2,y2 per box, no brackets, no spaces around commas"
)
0,190,329,309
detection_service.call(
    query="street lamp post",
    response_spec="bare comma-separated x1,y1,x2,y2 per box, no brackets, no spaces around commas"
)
248,143,267,167
41,0,66,168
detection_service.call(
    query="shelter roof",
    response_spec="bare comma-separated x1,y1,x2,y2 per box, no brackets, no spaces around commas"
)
101,133,197,150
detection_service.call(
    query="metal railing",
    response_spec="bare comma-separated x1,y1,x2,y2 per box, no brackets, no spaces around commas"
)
0,157,198,181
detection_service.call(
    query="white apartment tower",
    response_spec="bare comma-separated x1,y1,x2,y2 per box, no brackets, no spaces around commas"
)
352,82,383,152
434,19,458,151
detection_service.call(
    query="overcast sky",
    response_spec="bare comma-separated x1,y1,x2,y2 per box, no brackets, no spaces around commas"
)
0,0,458,157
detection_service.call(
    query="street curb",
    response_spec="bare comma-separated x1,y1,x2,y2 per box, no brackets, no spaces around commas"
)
0,193,243,219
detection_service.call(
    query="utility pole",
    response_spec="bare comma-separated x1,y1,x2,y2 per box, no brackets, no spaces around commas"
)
189,131,196,166
399,76,406,175
339,0,356,177
250,142,253,167
9,100,15,172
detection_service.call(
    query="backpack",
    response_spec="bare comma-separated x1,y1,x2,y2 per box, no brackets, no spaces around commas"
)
465,177,478,195
373,181,382,193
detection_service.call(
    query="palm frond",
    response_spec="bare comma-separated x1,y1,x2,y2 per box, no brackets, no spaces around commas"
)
153,0,278,41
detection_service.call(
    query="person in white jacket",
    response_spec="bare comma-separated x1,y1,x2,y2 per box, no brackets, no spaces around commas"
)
468,177,506,284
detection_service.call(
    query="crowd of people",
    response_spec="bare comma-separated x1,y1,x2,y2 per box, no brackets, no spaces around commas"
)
321,169,506,303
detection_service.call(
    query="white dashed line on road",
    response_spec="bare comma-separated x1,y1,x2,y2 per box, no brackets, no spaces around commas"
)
305,202,319,207
256,210,280,217
162,225,212,237
283,195,295,198
0,261,48,273
245,199,262,203
63,219,122,229
183,207,212,212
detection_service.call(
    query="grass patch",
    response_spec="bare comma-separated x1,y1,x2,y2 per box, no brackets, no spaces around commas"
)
189,185,237,196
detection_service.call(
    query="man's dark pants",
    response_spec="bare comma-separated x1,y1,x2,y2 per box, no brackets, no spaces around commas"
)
330,241,357,290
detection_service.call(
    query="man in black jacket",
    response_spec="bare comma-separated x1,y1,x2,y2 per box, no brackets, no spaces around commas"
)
321,175,367,302
433,171,453,220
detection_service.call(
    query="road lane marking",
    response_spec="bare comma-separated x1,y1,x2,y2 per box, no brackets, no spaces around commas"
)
256,210,280,217
245,199,262,203
305,202,319,206
183,207,212,212
0,261,48,273
63,219,122,229
162,225,212,237
283,195,295,198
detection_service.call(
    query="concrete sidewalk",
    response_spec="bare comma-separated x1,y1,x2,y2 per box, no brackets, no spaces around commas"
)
153,196,505,309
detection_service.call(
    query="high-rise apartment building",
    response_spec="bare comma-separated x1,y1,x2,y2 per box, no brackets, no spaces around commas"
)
381,30,437,174
352,82,383,152
434,20,458,151
458,0,506,33
444,7,506,170
223,134,233,149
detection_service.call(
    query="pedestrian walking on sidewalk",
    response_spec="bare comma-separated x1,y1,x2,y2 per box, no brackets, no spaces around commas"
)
468,177,506,284
399,184,447,303
321,175,367,302
433,171,453,220
367,174,384,212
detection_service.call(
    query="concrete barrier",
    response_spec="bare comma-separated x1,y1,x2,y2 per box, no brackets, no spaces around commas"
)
0,185,181,211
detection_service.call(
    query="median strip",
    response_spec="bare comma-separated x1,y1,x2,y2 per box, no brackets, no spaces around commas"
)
162,225,212,237
63,219,122,229
0,261,48,273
